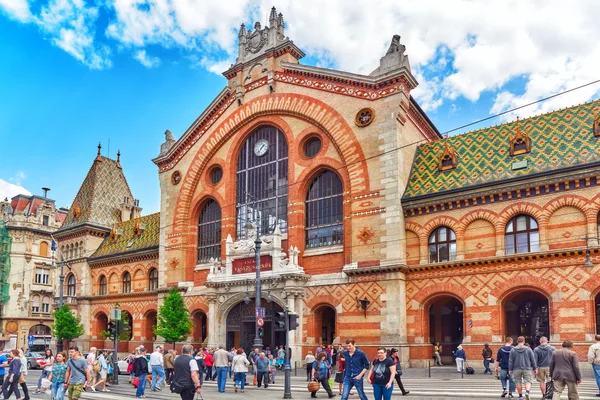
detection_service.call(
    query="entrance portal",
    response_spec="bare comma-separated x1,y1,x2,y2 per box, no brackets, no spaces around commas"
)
505,291,549,347
428,296,463,363
226,298,284,354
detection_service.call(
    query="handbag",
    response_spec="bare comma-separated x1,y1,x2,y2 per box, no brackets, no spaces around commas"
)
544,381,554,399
18,374,26,384
334,370,344,384
307,380,320,393
170,381,185,394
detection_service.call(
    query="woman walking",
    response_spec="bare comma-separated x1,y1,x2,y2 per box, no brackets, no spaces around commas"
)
389,349,409,396
232,348,250,393
368,347,396,400
304,351,315,382
18,350,29,400
454,345,466,373
35,349,54,394
433,342,443,366
311,352,334,398
48,352,67,400
2,349,21,399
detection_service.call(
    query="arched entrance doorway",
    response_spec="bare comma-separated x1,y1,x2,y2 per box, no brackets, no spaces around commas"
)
95,312,108,337
226,298,284,354
29,324,51,352
504,290,549,347
192,311,207,344
313,305,336,346
595,293,600,334
120,310,133,341
428,295,463,362
143,310,157,342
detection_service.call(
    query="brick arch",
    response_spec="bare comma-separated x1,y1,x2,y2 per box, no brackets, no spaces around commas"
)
92,307,111,320
582,273,600,297
307,302,338,346
542,194,591,218
170,93,370,235
305,295,342,311
458,209,499,232
411,283,471,308
105,267,120,277
189,304,209,315
405,221,424,241
491,279,557,302
422,216,460,239
497,202,545,228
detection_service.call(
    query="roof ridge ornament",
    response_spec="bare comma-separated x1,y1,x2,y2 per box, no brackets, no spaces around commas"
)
438,140,458,171
593,110,600,137
370,34,411,76
95,142,103,162
509,116,532,156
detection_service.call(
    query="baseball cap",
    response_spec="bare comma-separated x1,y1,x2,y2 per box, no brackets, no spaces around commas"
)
139,347,146,353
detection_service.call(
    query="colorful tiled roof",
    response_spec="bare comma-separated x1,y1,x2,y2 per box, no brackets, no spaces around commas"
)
91,212,160,258
61,156,134,229
403,100,600,199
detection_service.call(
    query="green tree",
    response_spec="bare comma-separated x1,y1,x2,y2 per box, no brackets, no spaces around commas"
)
118,311,132,341
52,304,85,349
154,288,192,348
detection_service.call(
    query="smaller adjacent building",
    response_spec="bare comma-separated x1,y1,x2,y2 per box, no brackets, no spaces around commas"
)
0,191,67,351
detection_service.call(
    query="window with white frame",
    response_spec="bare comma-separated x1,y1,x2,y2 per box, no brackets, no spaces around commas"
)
35,268,50,285
42,296,50,313
31,295,40,313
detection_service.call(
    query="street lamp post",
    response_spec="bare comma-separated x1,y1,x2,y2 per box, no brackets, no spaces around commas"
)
57,260,65,353
253,223,263,352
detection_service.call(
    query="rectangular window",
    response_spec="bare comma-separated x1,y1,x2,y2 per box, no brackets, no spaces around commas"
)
35,268,50,285
42,215,49,226
41,302,49,313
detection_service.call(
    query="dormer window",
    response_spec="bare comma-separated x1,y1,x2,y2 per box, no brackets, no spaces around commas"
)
438,141,457,171
509,117,531,156
42,215,49,226
594,112,600,137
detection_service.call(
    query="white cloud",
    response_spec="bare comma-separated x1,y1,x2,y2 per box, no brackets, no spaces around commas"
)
10,171,26,185
0,0,30,21
0,179,31,201
134,49,160,68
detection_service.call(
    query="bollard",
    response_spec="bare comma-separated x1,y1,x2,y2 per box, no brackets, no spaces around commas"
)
428,360,431,378
461,366,464,379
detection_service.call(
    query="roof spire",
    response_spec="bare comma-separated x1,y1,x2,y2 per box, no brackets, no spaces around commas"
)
269,7,277,27
95,142,103,162
238,23,246,38
116,149,122,169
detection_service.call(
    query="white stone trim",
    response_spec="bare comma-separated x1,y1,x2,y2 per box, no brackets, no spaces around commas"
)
303,245,343,257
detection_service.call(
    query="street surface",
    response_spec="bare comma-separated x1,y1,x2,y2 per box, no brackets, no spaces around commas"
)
21,366,600,399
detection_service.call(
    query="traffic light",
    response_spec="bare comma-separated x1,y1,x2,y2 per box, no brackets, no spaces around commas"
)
107,321,116,340
288,313,299,331
258,327,264,337
275,311,286,329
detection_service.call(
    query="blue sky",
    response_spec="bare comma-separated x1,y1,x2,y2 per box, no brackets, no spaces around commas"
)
1,1,599,213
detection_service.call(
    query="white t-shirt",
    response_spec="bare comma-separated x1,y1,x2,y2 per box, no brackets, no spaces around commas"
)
86,353,96,371
43,356,54,372
150,351,164,366
190,359,199,371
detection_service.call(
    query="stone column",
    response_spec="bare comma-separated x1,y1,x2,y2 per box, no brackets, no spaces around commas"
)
206,294,218,349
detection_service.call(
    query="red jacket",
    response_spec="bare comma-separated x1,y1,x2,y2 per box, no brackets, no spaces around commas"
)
205,354,214,367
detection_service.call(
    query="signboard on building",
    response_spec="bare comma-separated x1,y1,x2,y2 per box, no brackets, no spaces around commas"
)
232,255,272,274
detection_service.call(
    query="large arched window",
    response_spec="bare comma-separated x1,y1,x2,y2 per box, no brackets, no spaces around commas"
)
198,200,222,264
149,268,158,290
505,214,539,254
428,226,456,263
236,126,288,238
67,274,76,296
305,170,344,248
122,272,131,293
99,275,107,295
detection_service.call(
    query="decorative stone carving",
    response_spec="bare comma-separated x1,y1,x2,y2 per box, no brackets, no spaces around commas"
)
159,129,176,156
370,34,411,76
355,108,375,127
171,171,182,185
438,141,458,171
594,111,600,137
509,117,531,156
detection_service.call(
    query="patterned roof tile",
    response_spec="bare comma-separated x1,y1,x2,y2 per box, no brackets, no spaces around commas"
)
403,100,600,199
91,212,160,258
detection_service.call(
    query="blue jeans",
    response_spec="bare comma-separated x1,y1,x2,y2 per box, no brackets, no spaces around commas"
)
228,365,232,378
38,369,51,389
372,383,394,400
593,364,600,392
205,366,213,381
341,376,368,400
483,359,491,373
151,365,165,390
216,366,228,392
136,373,147,397
499,368,516,393
234,372,246,390
52,381,66,400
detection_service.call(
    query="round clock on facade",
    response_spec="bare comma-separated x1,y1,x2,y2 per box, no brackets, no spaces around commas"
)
254,139,269,156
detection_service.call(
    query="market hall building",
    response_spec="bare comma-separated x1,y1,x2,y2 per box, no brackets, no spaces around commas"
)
54,8,600,365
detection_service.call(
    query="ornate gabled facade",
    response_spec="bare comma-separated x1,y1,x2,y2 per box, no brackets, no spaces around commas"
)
0,191,67,351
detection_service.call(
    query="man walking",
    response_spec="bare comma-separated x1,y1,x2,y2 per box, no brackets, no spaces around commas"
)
172,345,202,400
587,334,600,397
65,346,91,400
255,352,270,388
509,336,537,400
534,337,555,399
213,346,229,393
164,350,175,385
85,347,97,389
550,341,581,400
496,337,516,398
340,338,369,400
482,343,493,374
150,346,165,391
133,347,149,399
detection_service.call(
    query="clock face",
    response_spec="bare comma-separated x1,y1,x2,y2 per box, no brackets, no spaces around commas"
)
254,139,269,157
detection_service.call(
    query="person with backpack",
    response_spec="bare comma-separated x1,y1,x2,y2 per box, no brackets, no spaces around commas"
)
65,346,91,400
194,350,206,385
495,337,516,399
91,351,109,392
133,347,149,399
454,345,466,373
86,347,97,389
389,348,409,396
482,344,493,374
311,351,335,398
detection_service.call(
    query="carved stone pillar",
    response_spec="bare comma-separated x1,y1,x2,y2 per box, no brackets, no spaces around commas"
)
206,294,218,349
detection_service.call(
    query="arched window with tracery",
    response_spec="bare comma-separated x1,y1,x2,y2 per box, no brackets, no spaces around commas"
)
67,274,76,296
305,170,344,248
149,268,159,290
505,214,539,254
122,272,131,293
236,126,288,238
99,275,107,295
428,226,457,263
197,200,222,264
